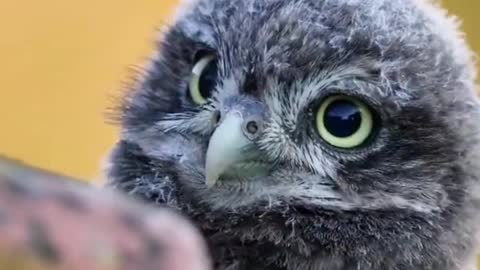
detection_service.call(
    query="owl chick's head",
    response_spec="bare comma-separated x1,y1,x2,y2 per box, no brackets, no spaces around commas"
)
109,0,480,266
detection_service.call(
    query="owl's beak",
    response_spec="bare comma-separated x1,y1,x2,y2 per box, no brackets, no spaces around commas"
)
205,112,268,187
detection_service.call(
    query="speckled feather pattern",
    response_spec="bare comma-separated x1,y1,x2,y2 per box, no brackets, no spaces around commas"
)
107,0,480,269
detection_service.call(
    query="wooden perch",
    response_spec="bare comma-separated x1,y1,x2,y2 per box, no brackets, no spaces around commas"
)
0,157,211,270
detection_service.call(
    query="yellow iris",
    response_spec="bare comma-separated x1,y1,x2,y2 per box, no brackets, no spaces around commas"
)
189,54,216,105
316,95,373,149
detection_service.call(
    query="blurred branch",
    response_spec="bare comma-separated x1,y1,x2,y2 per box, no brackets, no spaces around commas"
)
0,156,211,270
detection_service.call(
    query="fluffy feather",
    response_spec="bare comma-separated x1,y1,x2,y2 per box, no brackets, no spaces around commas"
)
107,0,480,269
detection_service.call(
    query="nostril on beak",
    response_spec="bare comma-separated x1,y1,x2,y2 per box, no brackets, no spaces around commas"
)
246,120,259,135
212,110,221,126
243,119,261,140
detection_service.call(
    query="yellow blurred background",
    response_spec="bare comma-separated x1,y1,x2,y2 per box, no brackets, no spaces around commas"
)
0,0,478,181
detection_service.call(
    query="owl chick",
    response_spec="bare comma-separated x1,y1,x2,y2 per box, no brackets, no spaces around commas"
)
106,0,480,269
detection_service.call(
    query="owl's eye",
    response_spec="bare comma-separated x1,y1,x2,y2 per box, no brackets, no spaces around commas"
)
189,54,218,105
316,95,374,149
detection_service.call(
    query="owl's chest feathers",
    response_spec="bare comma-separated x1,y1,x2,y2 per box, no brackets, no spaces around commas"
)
171,191,366,269
191,213,326,270
170,190,334,270
112,165,465,270
166,186,461,270
193,218,367,270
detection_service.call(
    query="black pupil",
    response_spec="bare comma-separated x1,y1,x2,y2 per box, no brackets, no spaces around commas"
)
323,99,362,138
199,59,218,99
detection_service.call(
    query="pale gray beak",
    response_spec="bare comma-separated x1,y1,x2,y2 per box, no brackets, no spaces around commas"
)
204,97,269,187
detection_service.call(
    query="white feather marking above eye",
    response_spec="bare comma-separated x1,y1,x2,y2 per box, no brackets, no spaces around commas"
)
215,76,240,102
155,109,215,135
264,64,374,129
